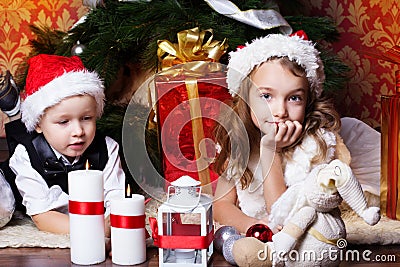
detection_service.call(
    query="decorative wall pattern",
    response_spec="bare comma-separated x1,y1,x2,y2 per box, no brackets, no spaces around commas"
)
303,0,400,128
1,0,398,130
0,0,87,73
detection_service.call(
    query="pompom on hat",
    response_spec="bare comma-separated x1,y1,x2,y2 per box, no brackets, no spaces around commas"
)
227,31,325,97
21,54,105,132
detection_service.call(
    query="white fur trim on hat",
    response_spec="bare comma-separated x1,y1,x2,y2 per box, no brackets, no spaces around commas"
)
21,70,105,132
227,34,325,97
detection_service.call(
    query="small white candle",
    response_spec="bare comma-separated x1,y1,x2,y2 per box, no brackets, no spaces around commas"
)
68,169,105,265
111,193,146,265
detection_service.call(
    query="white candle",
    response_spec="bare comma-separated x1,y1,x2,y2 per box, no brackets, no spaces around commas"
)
68,169,105,265
110,194,146,265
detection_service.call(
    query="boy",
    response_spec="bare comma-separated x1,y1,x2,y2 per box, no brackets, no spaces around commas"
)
0,55,125,236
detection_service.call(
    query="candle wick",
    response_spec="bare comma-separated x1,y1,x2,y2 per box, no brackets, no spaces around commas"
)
126,184,132,198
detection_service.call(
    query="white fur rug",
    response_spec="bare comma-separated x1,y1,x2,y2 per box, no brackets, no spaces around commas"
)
340,193,400,245
342,210,400,245
1,199,400,248
0,212,69,248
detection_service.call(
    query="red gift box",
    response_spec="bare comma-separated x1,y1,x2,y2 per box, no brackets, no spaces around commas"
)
155,27,230,192
155,71,231,191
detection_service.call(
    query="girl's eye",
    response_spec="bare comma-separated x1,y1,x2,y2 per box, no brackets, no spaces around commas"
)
58,120,68,125
289,95,302,102
261,93,271,100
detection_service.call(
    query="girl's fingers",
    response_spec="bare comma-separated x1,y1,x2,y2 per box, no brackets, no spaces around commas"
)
291,121,303,143
275,122,287,141
284,121,296,141
275,121,302,148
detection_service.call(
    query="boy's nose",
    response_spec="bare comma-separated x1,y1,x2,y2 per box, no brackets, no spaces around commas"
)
72,122,84,136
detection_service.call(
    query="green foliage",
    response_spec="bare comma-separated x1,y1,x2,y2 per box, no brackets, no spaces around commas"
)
285,16,340,42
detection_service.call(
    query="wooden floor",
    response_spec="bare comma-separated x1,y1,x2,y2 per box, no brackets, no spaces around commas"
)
1,244,400,266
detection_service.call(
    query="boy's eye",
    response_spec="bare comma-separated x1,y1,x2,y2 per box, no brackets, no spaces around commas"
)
82,116,93,121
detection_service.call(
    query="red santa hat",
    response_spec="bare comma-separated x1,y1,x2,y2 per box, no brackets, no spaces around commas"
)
21,54,105,132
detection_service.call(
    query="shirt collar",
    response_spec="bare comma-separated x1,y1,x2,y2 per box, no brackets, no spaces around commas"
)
51,146,80,165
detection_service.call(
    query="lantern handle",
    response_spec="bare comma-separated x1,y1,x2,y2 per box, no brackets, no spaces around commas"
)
166,185,202,211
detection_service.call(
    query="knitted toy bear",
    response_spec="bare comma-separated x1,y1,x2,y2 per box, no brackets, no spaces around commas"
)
227,159,380,267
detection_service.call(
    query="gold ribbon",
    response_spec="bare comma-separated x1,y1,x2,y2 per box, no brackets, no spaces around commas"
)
157,27,228,71
308,227,339,246
282,222,339,246
185,77,212,194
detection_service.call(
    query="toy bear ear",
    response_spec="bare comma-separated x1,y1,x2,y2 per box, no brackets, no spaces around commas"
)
334,134,351,165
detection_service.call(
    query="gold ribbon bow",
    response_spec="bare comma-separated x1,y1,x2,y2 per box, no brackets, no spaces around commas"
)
157,27,228,71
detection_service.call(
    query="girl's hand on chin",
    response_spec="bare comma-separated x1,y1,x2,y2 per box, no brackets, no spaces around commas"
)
275,120,302,151
260,123,276,151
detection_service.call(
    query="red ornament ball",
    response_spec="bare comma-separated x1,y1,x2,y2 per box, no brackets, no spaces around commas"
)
245,224,273,243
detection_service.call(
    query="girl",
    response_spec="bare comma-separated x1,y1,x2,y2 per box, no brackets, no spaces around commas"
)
212,32,351,233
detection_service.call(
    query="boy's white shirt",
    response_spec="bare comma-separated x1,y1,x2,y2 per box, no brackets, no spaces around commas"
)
10,136,125,217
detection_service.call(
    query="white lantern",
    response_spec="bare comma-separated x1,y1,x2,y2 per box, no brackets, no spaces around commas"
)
155,175,213,266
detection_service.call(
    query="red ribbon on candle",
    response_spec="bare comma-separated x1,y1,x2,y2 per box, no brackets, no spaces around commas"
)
69,200,104,215
110,214,145,229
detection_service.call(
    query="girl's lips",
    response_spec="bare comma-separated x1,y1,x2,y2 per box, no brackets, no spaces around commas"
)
268,121,280,125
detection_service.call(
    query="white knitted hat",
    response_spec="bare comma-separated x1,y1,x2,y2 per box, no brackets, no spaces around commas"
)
227,32,325,97
21,54,105,132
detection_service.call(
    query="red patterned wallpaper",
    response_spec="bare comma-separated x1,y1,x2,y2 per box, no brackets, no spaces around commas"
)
302,0,400,128
0,0,87,73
